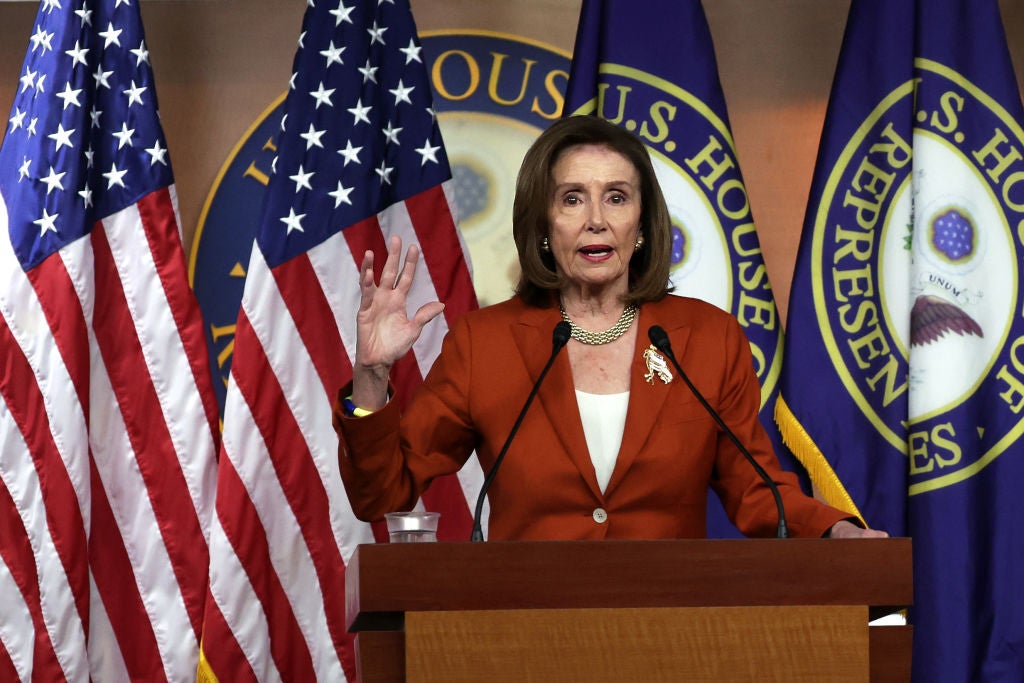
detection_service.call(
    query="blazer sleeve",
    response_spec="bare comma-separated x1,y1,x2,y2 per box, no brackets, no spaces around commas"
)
708,316,850,538
334,317,478,521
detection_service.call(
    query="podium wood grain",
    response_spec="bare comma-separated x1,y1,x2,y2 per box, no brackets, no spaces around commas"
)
406,605,868,682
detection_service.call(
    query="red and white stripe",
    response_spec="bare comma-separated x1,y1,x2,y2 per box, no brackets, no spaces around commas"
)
0,186,219,681
200,182,479,681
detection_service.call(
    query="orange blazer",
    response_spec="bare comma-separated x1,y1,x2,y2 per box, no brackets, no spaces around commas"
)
335,295,849,540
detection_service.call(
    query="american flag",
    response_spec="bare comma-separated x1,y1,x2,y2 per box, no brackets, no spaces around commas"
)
0,0,219,681
197,1,478,680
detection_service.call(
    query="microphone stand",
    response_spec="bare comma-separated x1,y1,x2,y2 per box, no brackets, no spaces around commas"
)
470,321,572,542
648,325,788,538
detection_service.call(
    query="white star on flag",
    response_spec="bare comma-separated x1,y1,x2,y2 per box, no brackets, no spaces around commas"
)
99,22,122,48
328,180,354,207
300,123,326,149
145,140,168,165
112,122,135,148
358,58,378,83
9,108,26,130
130,40,149,65
399,38,422,64
338,139,362,165
415,138,441,165
321,40,345,67
48,123,75,150
32,207,58,233
368,21,387,45
93,66,113,88
309,80,336,108
375,159,394,184
280,206,306,233
103,162,127,188
330,1,355,26
66,40,88,66
123,80,146,106
56,82,82,109
290,164,314,192
39,165,65,193
389,79,414,105
19,68,37,93
382,121,402,144
348,97,371,124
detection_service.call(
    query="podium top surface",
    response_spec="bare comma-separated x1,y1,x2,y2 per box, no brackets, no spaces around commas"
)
345,538,912,632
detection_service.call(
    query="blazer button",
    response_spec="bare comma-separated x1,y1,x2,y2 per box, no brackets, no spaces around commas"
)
592,508,608,524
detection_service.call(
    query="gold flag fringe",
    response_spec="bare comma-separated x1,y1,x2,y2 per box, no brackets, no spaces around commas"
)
196,644,219,683
774,394,867,525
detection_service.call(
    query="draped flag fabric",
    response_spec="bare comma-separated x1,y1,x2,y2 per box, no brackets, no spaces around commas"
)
197,1,478,680
0,1,219,680
778,0,1024,679
565,0,796,537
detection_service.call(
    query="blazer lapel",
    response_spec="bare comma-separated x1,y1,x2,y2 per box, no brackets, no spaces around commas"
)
510,305,603,499
604,299,693,497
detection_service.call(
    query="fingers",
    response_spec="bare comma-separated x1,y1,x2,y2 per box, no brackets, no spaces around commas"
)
379,235,404,289
373,236,422,291
358,249,376,309
358,235,432,305
358,236,406,293
359,249,375,286
392,243,421,295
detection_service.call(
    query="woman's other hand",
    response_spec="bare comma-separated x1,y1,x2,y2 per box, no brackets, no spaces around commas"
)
828,519,890,539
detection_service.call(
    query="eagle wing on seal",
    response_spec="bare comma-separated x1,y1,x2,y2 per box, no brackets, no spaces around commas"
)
910,294,984,346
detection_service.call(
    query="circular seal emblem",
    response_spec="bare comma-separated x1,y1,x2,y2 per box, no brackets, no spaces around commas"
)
189,31,570,414
568,64,784,408
814,59,1024,494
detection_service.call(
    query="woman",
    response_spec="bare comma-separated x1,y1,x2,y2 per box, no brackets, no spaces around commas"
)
335,115,883,540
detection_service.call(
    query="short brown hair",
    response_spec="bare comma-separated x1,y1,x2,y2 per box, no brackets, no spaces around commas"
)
512,115,672,307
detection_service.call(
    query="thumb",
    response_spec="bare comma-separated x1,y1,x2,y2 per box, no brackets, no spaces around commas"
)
412,301,446,329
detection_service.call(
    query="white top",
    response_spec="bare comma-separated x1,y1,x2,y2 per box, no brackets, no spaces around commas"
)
575,390,629,494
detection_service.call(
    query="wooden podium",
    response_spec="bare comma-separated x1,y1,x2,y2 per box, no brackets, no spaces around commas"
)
346,539,912,682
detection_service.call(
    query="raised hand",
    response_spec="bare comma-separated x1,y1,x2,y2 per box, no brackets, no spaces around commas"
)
351,235,445,409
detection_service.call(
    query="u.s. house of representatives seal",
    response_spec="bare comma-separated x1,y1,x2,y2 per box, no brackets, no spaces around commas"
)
189,32,570,413
815,58,1024,495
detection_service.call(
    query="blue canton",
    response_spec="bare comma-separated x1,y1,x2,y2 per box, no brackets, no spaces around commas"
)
0,0,173,272
257,0,451,268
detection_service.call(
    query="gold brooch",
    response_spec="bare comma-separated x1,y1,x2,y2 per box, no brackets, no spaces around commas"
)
643,345,673,385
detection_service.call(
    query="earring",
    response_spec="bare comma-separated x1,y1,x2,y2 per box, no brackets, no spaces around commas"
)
541,237,551,252
634,234,645,251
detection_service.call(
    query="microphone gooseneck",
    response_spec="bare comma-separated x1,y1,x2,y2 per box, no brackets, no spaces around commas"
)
648,325,789,539
470,321,572,542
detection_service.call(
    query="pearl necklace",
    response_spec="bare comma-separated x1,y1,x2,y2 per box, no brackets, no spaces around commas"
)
559,303,639,345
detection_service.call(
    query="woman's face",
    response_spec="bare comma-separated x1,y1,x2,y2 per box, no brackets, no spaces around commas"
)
547,144,642,298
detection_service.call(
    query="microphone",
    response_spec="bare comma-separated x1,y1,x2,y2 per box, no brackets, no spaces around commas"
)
647,325,789,538
471,320,572,542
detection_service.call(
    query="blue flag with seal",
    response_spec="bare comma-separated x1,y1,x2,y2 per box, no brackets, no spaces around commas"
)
778,0,1024,679
564,0,797,537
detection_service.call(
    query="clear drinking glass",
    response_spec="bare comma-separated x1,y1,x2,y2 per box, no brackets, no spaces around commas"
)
384,511,440,543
